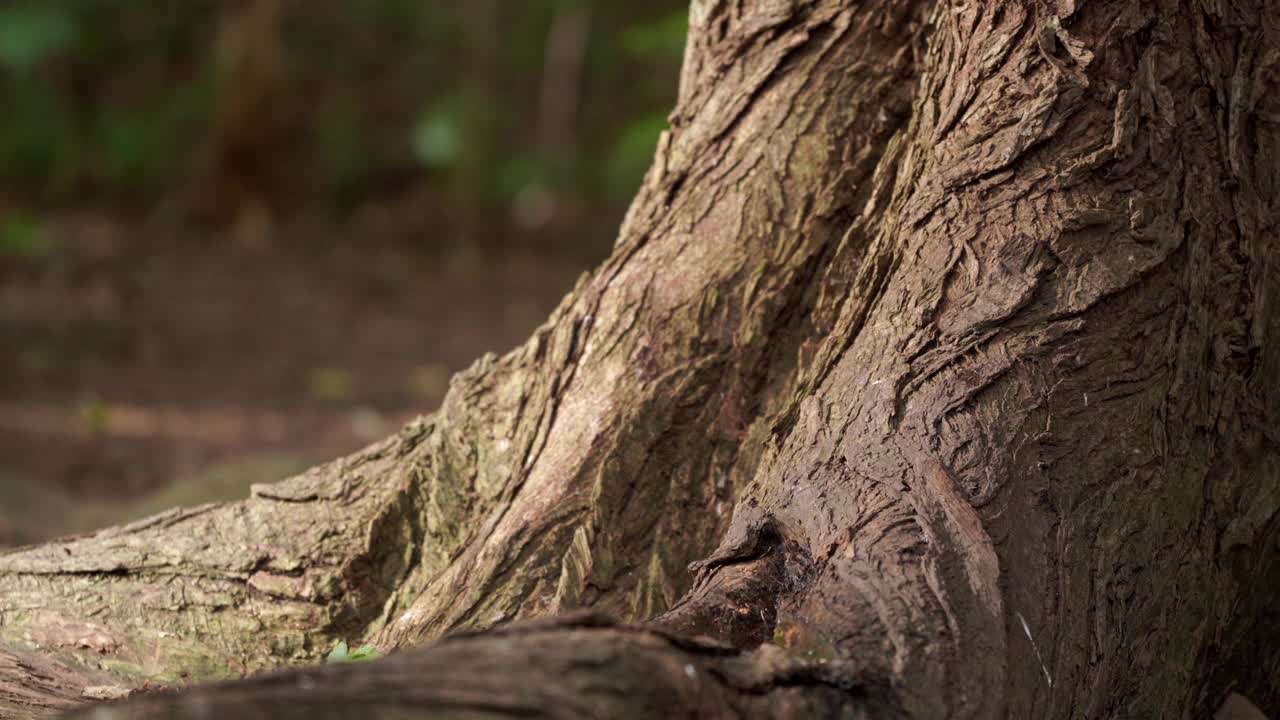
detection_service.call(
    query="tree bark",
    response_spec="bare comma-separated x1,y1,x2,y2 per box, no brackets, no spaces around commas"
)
4,0,1279,718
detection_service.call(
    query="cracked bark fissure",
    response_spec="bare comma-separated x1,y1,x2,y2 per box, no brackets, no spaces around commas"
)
3,1,1279,718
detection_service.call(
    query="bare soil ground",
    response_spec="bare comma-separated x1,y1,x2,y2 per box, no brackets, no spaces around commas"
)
0,213,586,546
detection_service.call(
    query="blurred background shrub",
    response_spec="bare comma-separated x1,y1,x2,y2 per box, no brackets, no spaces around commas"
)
0,0,687,254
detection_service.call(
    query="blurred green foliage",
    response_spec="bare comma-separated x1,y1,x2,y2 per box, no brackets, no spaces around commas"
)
609,112,669,196
620,9,688,60
412,98,467,170
0,0,689,253
0,1,215,207
0,6,76,73
0,212,52,259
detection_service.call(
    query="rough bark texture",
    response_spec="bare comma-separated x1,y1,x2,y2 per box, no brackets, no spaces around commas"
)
3,1,1279,718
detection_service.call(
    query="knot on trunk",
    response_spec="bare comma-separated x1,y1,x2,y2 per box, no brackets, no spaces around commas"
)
655,518,815,648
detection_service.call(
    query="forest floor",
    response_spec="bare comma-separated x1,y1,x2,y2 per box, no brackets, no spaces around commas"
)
0,212,587,546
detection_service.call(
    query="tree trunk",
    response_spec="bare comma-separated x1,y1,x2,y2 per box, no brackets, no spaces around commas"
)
4,1,1279,718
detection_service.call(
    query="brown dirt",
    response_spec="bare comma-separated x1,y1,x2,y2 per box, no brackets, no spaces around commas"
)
0,212,587,546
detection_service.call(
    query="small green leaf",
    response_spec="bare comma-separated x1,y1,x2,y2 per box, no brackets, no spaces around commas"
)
326,640,379,664
348,644,380,661
325,640,350,663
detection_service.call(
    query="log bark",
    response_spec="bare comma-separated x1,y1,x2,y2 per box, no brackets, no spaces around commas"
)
4,1,1279,718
